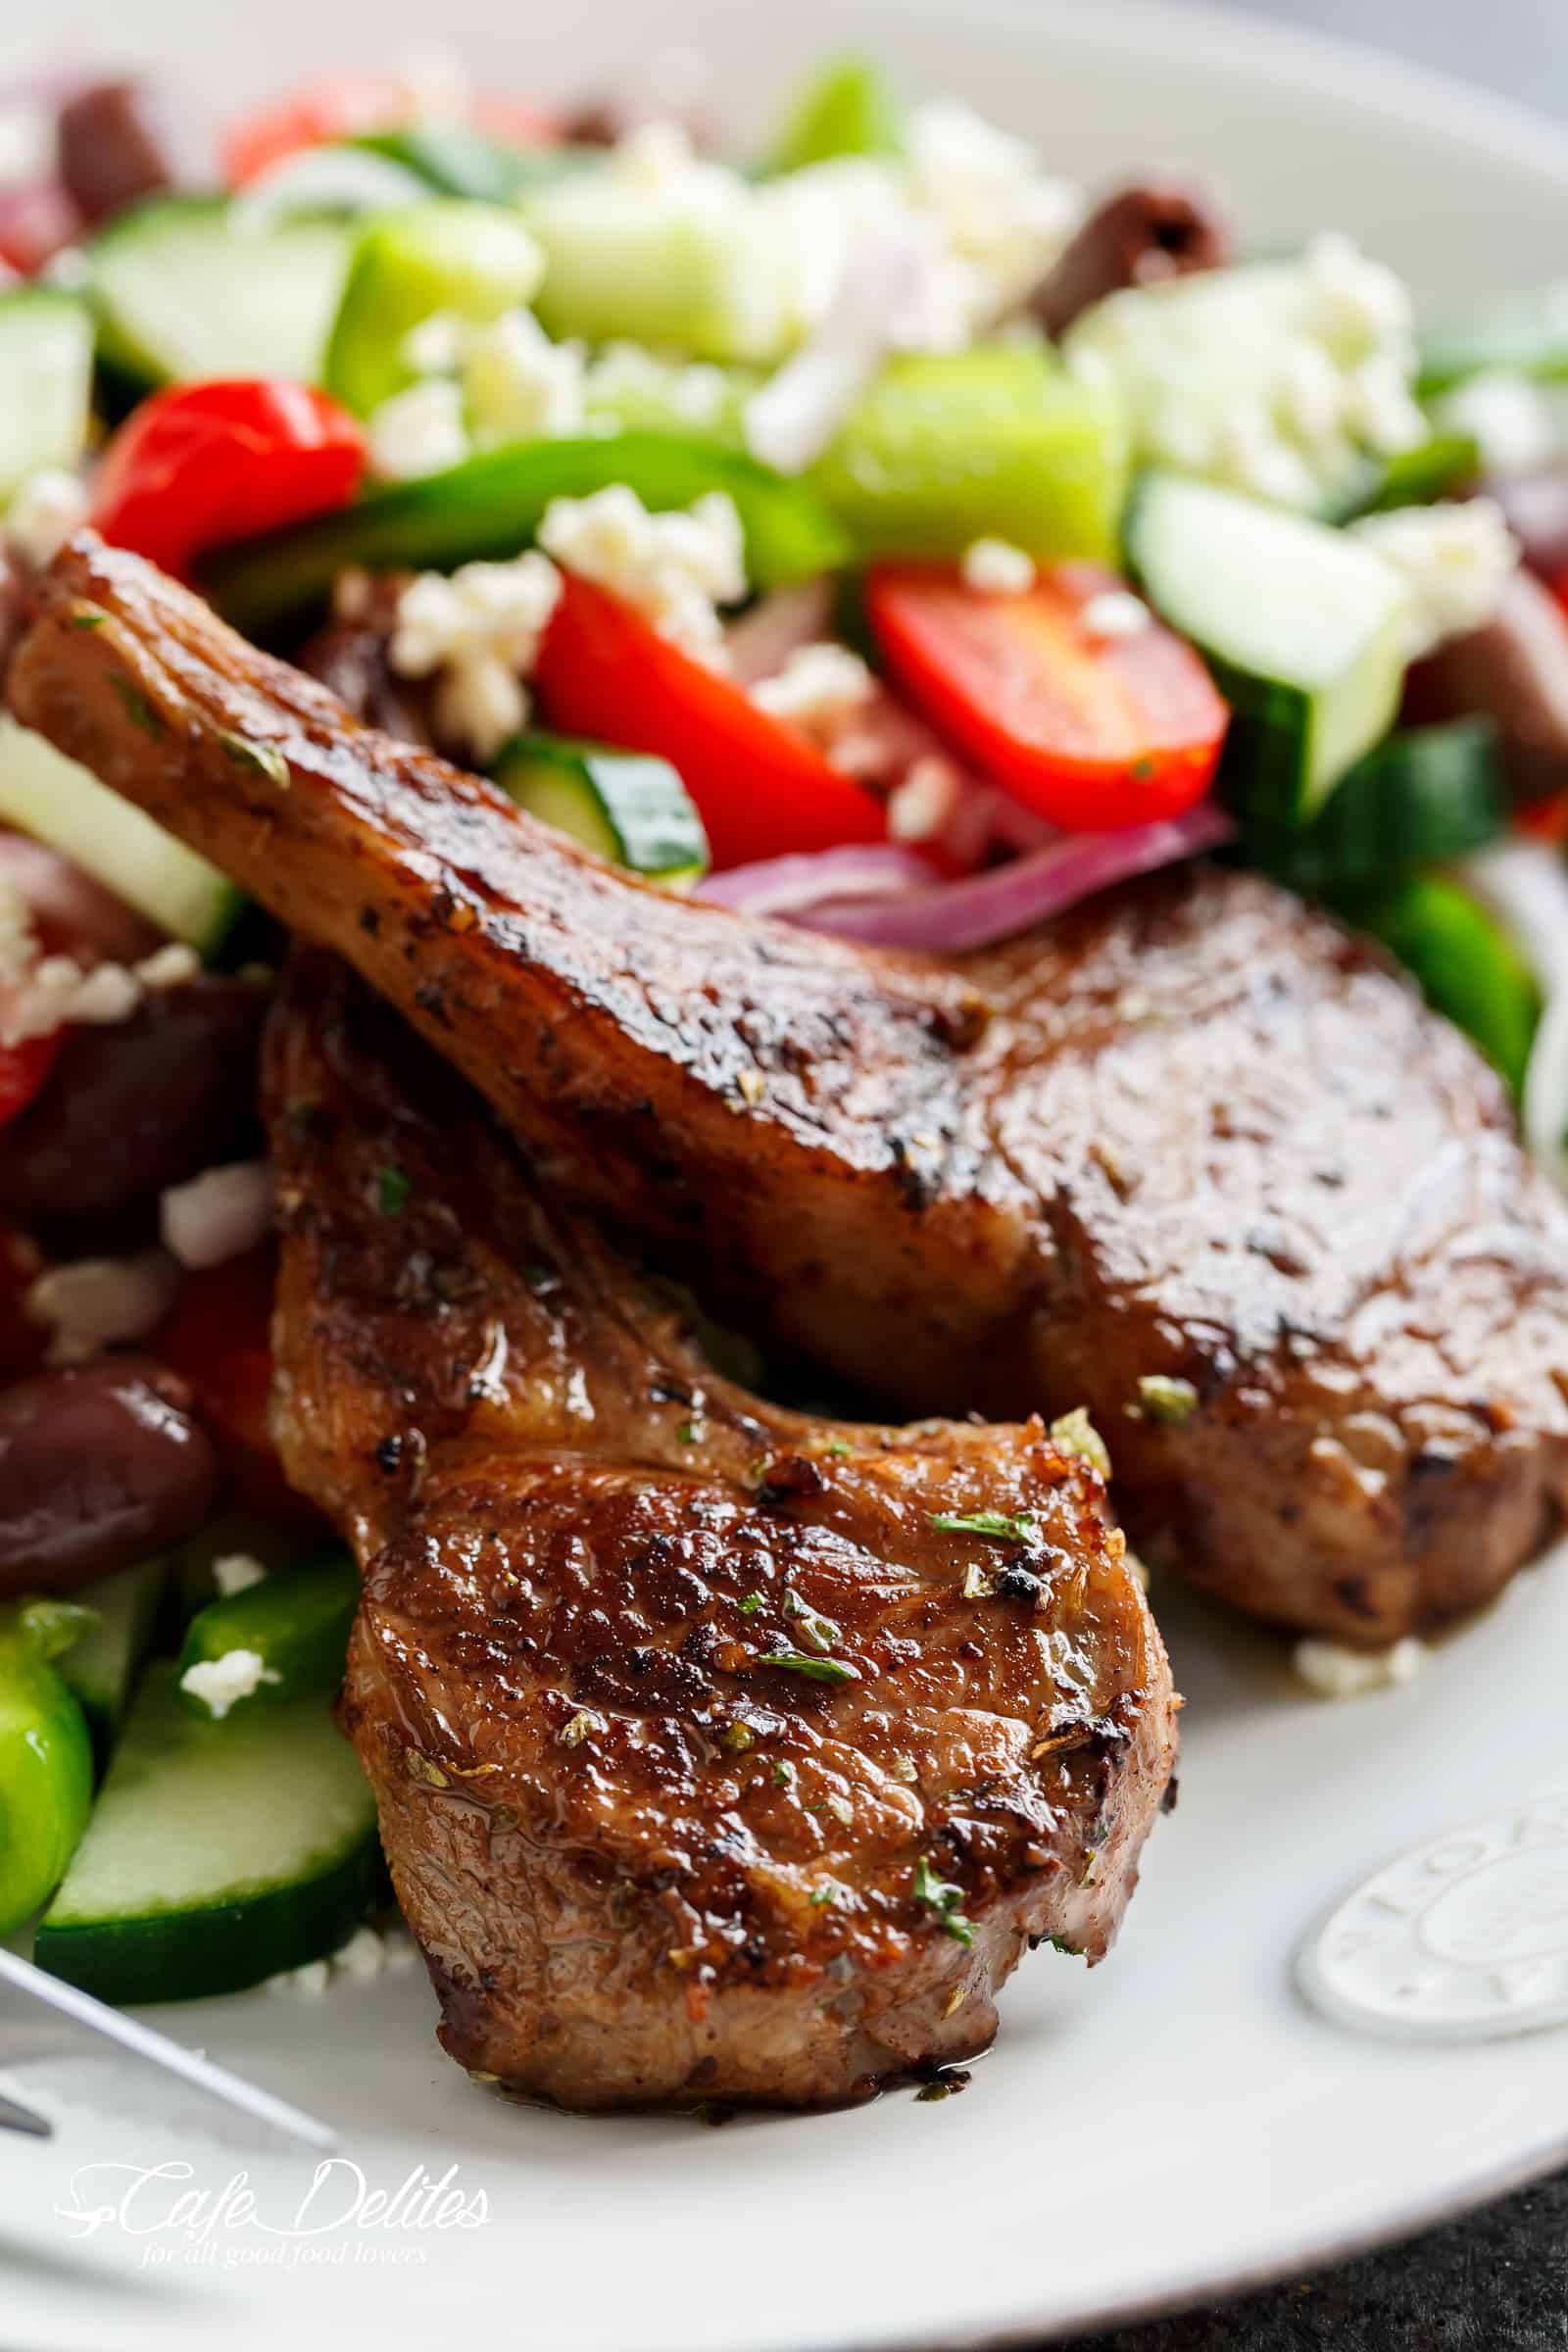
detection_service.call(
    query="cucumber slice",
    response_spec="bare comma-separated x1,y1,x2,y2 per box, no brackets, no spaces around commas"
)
355,125,585,205
323,200,545,417
35,1665,382,2004
1125,470,1411,823
808,347,1129,568
521,167,791,366
87,196,356,390
493,733,710,884
57,1558,167,1756
0,719,244,953
1243,720,1504,894
760,57,906,174
0,1604,94,1936
205,432,850,640
176,1552,358,1720
0,288,94,508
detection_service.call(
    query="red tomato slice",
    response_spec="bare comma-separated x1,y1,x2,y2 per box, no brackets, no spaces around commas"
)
534,573,885,870
91,379,366,580
155,1246,323,1534
0,1030,61,1131
865,562,1230,833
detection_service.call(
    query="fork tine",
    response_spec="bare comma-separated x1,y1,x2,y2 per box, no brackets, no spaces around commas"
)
0,2086,51,2136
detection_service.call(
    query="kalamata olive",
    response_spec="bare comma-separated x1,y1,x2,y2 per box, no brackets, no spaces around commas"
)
294,619,436,747
1404,568,1568,801
1032,179,1230,339
55,79,203,225
0,830,163,968
0,976,268,1248
0,1354,219,1597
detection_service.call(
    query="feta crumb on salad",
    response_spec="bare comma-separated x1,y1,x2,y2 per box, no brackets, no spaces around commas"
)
267,1922,419,1996
5,467,88,567
1294,1636,1426,1699
538,484,747,664
1081,589,1152,639
887,755,963,842
465,309,587,446
752,642,876,733
904,99,1083,328
389,553,564,760
213,1552,269,1597
161,1158,274,1271
585,341,730,430
2,939,205,1050
1349,497,1519,659
1433,370,1558,479
960,537,1037,595
27,1250,181,1366
366,376,470,483
179,1647,282,1721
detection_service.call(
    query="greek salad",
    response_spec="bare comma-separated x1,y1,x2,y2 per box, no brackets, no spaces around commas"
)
3,43,1568,2006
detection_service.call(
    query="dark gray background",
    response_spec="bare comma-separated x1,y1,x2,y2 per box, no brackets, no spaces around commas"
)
1063,15,1568,2342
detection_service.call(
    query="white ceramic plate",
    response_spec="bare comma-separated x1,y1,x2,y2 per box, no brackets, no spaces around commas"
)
7,4,1568,2344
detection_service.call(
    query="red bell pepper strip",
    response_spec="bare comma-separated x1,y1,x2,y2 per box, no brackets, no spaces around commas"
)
154,1246,323,1535
865,561,1229,833
534,573,884,870
91,380,366,581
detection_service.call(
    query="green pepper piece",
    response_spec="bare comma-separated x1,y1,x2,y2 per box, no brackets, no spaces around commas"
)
323,200,546,416
808,347,1129,567
204,431,852,641
760,56,906,174
1418,283,1568,396
0,1600,95,1935
1353,874,1541,1098
175,1552,360,1721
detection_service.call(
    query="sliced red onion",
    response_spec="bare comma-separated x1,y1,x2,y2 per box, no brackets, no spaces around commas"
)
698,842,943,917
786,802,1235,952
1458,838,1568,1188
723,581,835,688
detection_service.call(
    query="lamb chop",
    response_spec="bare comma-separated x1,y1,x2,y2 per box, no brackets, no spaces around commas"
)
264,952,1176,2110
12,533,1568,1643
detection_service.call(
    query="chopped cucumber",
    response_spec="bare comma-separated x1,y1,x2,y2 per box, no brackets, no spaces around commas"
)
1352,875,1540,1097
176,1552,359,1720
0,719,244,953
1323,432,1480,524
1417,282,1568,396
808,347,1129,567
493,733,710,884
35,1665,382,2004
0,288,95,508
1125,470,1411,823
521,164,792,366
323,200,546,417
760,57,906,174
205,432,850,639
87,196,356,390
57,1558,167,1757
1243,720,1503,895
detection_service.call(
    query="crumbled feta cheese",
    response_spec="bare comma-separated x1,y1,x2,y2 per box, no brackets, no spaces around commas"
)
400,310,467,378
265,1923,416,1997
389,554,564,761
1294,1636,1426,1699
960,537,1037,595
1435,370,1558,478
585,342,730,431
161,1159,274,1271
1350,498,1519,658
905,100,1082,328
213,1553,269,1598
366,378,470,483
0,876,35,991
26,1250,181,1366
332,565,374,624
538,485,746,664
752,643,875,736
136,942,202,991
267,1957,331,1999
464,309,587,446
5,469,88,568
2,953,141,1046
1064,236,1426,512
179,1647,281,1721
887,755,963,843
1081,589,1152,639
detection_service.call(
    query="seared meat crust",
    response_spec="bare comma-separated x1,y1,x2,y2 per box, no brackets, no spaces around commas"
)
266,956,1175,2110
13,533,1568,1642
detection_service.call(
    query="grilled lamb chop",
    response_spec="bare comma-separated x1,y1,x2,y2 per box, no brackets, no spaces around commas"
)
12,533,1568,1643
265,954,1176,2109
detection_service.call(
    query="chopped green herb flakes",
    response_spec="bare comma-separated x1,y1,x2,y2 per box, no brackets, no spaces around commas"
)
1049,1406,1111,1480
374,1164,411,1216
912,1854,975,1947
1136,1374,1199,1425
930,1508,1039,1544
760,1648,859,1685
